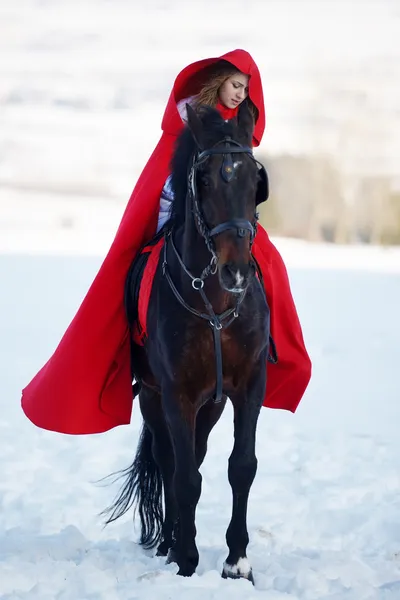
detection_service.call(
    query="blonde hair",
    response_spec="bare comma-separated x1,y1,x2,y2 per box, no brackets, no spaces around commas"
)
192,60,258,121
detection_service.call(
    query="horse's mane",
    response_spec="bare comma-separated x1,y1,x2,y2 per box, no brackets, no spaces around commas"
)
168,106,246,228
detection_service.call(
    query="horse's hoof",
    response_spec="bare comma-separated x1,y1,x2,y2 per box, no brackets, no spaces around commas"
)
222,569,255,585
177,566,196,577
166,548,178,565
167,550,198,577
177,558,198,577
222,558,254,585
156,541,170,557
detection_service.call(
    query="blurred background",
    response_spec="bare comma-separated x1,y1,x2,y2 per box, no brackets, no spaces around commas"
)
1,0,399,250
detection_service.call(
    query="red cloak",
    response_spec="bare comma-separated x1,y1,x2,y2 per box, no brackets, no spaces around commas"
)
21,49,311,435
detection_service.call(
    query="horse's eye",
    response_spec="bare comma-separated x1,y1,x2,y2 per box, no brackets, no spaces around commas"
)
201,175,211,187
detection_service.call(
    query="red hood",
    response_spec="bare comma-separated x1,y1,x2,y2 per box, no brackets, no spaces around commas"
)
161,49,265,147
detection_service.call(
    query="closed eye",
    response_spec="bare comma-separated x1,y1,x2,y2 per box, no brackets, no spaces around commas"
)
233,82,249,93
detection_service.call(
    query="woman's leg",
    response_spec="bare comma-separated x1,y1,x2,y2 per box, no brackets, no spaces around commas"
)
157,175,174,232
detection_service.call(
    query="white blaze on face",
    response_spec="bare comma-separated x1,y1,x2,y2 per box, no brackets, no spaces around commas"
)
235,270,244,288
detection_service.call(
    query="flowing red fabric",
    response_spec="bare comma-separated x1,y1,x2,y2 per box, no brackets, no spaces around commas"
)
21,49,311,435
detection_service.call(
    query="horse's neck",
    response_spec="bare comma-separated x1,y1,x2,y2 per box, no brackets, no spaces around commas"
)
181,219,209,275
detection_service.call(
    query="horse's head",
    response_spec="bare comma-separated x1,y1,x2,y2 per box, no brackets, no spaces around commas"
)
185,102,268,293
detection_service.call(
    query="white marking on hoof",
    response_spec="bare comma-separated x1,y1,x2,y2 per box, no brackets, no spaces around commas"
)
223,557,252,579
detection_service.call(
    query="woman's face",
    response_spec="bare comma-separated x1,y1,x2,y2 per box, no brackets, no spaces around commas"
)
218,73,249,109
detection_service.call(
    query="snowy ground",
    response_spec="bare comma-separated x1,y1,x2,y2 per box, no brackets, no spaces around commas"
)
1,226,400,599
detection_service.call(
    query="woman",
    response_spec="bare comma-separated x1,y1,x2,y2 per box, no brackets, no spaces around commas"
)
21,49,312,435
158,61,255,231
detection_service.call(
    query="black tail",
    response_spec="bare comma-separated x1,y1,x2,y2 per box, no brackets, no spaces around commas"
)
101,423,164,549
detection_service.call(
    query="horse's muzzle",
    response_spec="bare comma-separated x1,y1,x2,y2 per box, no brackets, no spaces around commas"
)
219,261,256,294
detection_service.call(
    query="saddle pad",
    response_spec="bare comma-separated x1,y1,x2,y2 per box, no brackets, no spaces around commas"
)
131,237,164,345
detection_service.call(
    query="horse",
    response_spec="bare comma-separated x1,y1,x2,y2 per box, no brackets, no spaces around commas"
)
103,101,273,584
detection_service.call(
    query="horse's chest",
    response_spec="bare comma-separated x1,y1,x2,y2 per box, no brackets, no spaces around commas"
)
221,328,262,373
180,320,263,384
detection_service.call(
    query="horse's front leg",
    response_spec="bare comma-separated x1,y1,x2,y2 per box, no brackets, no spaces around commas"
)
163,385,201,577
223,361,267,584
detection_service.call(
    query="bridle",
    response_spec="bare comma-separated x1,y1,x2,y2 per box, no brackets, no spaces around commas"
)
188,136,264,280
162,135,275,403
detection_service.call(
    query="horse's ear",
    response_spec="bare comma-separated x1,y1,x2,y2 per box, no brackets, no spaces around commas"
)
237,101,254,144
186,104,204,149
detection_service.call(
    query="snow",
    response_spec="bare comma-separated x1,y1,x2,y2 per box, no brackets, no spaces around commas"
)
1,1,400,597
1,227,400,599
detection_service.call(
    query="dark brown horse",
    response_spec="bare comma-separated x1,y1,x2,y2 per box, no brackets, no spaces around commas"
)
103,102,274,584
